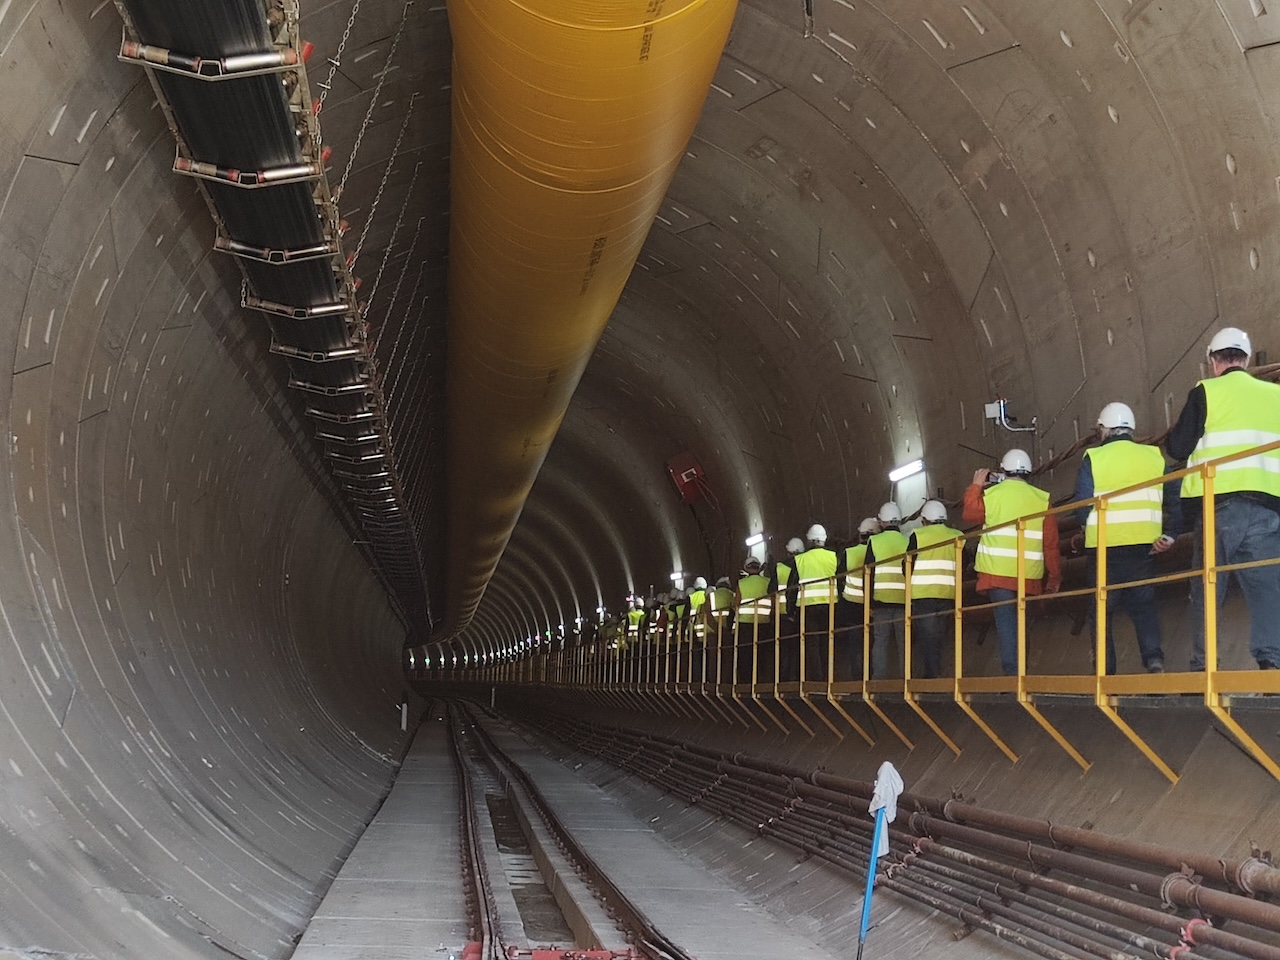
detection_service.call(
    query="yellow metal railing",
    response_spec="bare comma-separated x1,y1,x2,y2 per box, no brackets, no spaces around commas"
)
459,438,1280,783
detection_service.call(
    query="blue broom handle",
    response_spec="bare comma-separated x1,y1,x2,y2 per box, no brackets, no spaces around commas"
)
858,807,887,946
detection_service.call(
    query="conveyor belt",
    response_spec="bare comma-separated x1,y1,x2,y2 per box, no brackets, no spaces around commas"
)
113,0,431,632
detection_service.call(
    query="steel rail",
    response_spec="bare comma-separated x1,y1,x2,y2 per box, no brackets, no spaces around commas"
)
455,703,695,960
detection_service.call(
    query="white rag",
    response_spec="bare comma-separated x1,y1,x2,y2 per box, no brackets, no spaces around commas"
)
868,761,904,858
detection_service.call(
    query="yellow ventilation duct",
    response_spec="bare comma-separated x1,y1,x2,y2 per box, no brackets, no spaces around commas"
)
443,0,738,632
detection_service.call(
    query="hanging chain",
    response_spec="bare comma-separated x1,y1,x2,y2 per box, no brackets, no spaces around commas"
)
314,0,361,131
351,91,420,271
339,1,413,197
364,174,425,347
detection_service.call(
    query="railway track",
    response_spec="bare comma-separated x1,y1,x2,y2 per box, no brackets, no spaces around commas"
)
444,700,697,960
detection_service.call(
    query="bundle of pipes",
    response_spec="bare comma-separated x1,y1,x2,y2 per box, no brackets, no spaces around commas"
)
512,707,1280,960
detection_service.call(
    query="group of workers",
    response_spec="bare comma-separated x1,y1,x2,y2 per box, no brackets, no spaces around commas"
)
597,327,1280,680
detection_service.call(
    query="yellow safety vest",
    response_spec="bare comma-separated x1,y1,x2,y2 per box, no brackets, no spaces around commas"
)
869,530,908,604
626,608,645,638
975,480,1050,580
709,586,734,617
775,561,793,613
688,589,707,617
794,548,838,605
1181,372,1280,499
1084,441,1165,548
910,524,962,600
735,574,772,624
842,543,869,603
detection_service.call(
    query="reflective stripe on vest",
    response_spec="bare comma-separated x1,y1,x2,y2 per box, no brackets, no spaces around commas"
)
843,543,868,602
794,548,838,605
1182,372,1280,499
626,609,644,637
910,524,962,599
1084,441,1165,548
976,480,1050,580
710,586,734,618
776,562,793,613
869,530,908,604
688,589,707,617
736,574,772,623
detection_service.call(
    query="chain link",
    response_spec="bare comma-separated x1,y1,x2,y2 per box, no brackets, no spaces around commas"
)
351,90,420,272
339,1,413,197
313,0,362,139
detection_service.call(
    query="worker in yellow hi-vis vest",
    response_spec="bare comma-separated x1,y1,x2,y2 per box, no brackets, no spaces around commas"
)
906,500,963,679
1073,402,1180,674
836,516,878,680
794,524,841,682
1167,327,1280,672
964,449,1062,675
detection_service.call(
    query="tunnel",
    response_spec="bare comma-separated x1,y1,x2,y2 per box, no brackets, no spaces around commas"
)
1,0,1279,958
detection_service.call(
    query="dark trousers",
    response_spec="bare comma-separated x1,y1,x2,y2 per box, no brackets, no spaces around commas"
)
735,621,775,683
799,605,831,681
1085,545,1164,673
911,597,952,679
834,600,865,680
777,613,800,681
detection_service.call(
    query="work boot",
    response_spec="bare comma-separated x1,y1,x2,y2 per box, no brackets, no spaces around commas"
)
1146,659,1164,674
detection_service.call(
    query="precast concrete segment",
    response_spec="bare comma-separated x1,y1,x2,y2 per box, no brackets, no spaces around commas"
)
0,1,418,955
475,715,844,960
293,717,471,960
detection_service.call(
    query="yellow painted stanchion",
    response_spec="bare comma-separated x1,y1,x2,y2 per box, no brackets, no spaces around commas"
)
859,565,914,750
750,607,789,734
798,586,846,738
780,600,817,737
1015,517,1091,772
903,554,961,756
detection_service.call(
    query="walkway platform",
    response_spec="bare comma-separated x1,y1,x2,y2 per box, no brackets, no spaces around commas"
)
291,716,469,960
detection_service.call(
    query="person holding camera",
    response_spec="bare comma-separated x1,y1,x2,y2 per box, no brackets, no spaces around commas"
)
963,449,1062,675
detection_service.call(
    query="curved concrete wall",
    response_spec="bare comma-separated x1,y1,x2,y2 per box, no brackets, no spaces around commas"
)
2,0,1279,954
0,3,413,955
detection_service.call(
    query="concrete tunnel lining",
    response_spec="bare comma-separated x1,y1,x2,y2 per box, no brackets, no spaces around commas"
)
0,0,1278,956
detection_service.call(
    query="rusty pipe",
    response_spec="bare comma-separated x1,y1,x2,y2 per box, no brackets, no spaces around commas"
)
909,812,1280,933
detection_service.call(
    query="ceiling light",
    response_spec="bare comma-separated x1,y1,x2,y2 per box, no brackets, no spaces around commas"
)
888,459,924,483
670,571,684,582
745,532,765,548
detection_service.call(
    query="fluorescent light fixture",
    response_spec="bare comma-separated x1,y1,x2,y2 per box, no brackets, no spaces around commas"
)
745,532,765,548
888,459,924,483
670,571,684,582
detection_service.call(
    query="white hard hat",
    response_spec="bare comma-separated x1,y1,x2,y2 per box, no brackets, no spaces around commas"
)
1001,448,1033,475
921,499,948,523
857,517,880,536
1097,402,1136,431
877,502,902,524
1207,327,1252,361
743,555,762,569
786,537,805,555
657,592,668,604
716,576,731,587
692,576,708,590
805,524,827,544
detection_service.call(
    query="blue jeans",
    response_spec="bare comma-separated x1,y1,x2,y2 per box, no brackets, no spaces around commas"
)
1086,546,1164,673
910,598,951,679
986,587,1019,675
1190,497,1280,669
